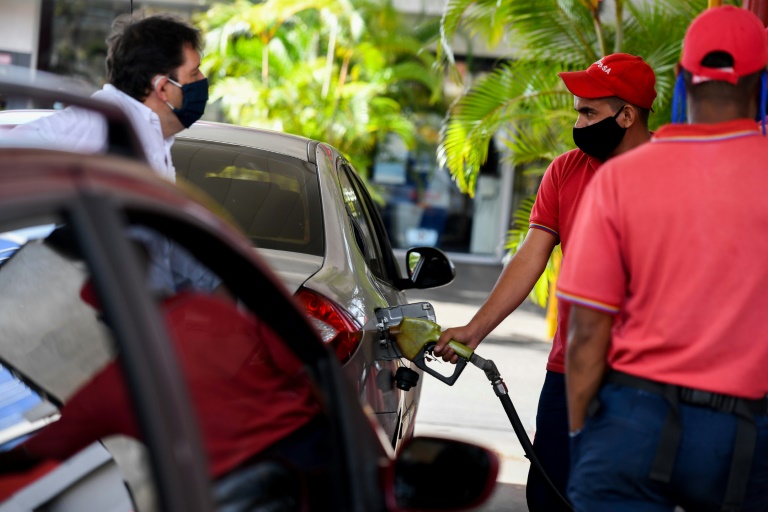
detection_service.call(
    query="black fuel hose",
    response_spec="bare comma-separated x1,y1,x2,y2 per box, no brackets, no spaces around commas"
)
469,352,574,511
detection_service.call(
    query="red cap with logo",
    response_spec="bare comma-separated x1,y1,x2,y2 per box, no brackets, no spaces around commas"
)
558,53,657,110
682,6,768,85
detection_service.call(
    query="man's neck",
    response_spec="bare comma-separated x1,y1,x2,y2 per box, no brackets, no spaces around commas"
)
606,128,651,160
688,103,753,124
143,95,181,139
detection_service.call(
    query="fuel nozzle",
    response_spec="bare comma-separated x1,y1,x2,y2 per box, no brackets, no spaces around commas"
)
387,317,471,386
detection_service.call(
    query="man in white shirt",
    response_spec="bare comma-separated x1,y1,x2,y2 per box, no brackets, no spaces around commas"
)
13,13,218,294
13,13,209,181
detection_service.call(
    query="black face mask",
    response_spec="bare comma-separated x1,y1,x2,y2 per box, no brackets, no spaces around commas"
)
158,76,209,129
572,107,626,161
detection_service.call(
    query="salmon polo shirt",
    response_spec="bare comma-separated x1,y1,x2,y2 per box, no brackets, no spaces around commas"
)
557,119,768,399
529,148,601,373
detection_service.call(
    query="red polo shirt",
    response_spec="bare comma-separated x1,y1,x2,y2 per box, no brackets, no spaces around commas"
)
23,292,322,478
557,119,768,399
529,148,601,373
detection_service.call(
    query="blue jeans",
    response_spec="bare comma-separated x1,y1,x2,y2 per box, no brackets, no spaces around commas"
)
569,383,768,511
526,371,572,512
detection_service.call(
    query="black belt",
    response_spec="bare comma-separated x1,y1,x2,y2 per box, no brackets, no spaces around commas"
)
605,371,768,512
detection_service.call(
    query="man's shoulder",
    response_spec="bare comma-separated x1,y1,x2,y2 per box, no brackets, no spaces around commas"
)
599,140,660,176
545,148,597,184
550,147,595,172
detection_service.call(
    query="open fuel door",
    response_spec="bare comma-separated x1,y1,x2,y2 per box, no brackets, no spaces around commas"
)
376,303,468,387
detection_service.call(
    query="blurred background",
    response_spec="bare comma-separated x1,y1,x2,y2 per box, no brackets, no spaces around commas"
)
0,0,749,325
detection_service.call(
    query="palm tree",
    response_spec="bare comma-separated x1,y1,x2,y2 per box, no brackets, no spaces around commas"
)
196,0,443,176
437,0,737,310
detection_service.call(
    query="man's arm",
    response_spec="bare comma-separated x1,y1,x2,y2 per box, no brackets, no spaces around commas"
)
9,107,107,154
565,305,614,432
434,228,557,362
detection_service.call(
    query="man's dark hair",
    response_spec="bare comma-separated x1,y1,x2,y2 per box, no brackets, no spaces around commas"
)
605,96,650,127
106,13,202,102
683,51,762,109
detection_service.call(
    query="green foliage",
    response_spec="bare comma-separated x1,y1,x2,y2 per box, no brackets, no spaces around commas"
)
438,0,731,195
196,0,443,177
438,0,739,307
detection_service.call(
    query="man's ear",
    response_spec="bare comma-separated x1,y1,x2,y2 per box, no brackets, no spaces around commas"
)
674,61,682,77
151,76,171,103
619,104,638,129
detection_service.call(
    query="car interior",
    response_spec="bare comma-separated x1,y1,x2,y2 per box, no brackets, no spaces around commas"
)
0,216,339,512
173,139,322,256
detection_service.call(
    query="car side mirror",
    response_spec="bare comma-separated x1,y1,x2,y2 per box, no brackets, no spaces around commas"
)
403,247,455,290
387,436,498,511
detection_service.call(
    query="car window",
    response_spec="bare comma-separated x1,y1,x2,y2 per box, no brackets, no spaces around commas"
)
346,168,402,285
337,162,387,281
118,212,342,512
0,210,340,512
0,217,148,512
172,139,324,257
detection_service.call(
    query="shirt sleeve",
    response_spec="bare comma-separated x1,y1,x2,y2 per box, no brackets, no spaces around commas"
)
529,159,560,241
9,107,107,154
556,168,626,314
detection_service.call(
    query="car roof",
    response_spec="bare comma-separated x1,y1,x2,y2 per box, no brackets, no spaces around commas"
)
0,109,322,165
178,121,318,164
0,148,242,241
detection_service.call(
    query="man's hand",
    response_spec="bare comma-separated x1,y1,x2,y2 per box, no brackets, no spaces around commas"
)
433,324,483,364
566,305,613,432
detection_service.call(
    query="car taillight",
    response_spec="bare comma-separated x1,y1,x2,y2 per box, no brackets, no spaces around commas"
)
295,288,362,363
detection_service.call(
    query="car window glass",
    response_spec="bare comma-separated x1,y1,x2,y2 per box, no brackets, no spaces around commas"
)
172,140,323,257
0,212,337,512
120,216,336,512
0,217,152,512
346,170,401,284
337,163,386,280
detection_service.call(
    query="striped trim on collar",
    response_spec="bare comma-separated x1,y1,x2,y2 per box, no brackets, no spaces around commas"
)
652,130,759,143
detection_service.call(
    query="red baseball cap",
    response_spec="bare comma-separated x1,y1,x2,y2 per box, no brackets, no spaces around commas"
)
558,53,657,110
682,6,768,85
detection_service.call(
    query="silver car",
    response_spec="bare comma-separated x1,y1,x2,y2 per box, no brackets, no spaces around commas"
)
171,122,456,451
0,75,495,512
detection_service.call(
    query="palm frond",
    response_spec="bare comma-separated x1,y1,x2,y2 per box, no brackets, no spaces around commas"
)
438,59,575,193
437,0,483,70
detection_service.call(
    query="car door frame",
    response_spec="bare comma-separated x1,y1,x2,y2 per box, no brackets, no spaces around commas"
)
111,181,393,511
0,189,213,512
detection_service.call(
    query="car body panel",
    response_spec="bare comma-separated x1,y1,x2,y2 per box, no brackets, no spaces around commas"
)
255,248,323,293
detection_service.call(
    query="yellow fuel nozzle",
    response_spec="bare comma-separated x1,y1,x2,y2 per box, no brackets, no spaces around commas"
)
389,317,441,360
387,317,473,386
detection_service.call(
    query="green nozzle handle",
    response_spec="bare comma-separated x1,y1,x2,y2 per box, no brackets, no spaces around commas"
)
447,340,474,361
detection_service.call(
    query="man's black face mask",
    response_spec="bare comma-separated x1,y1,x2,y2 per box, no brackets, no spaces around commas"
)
572,107,627,161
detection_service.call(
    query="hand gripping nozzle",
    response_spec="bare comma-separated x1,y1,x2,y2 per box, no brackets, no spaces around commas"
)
387,317,471,386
